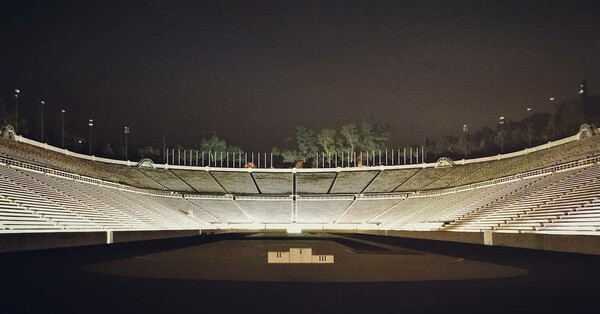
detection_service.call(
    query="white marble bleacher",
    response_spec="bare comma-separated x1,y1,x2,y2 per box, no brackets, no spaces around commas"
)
235,197,293,223
136,169,195,192
0,137,167,190
539,199,600,234
371,197,428,225
336,196,404,224
423,163,491,190
16,170,126,229
209,171,259,194
170,170,226,194
45,175,149,229
107,165,167,190
442,165,599,233
295,196,354,223
493,167,598,232
0,196,61,231
0,166,99,230
329,171,379,194
363,169,420,193
445,175,563,231
252,172,293,194
178,197,229,223
386,190,483,230
135,194,206,228
0,138,127,186
395,167,455,192
445,136,600,189
107,189,201,229
393,188,484,230
430,185,511,224
295,172,336,194
57,179,158,228
505,165,600,234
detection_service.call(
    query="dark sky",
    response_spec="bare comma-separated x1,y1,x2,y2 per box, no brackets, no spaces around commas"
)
1,0,599,152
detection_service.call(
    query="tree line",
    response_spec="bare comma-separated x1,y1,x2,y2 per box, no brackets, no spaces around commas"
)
272,120,391,164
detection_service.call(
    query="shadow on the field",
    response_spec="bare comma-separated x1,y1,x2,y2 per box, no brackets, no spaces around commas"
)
339,233,600,276
0,233,243,269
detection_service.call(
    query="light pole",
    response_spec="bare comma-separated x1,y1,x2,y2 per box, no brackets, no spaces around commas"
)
124,126,130,160
14,89,20,132
499,116,505,153
527,107,532,147
61,109,66,148
549,97,556,140
88,119,94,155
579,84,585,124
463,124,468,159
40,101,45,141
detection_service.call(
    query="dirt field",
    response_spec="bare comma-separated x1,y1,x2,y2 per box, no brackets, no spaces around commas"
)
2,233,599,313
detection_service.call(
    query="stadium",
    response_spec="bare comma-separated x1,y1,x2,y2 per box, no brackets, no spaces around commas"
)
2,121,600,313
3,1,600,313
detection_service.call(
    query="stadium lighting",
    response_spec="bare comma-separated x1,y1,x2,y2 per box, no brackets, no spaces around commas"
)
14,89,20,133
40,101,45,141
88,119,94,155
61,109,66,148
499,116,505,153
463,124,468,159
527,107,532,147
124,126,130,160
550,97,556,140
579,84,585,124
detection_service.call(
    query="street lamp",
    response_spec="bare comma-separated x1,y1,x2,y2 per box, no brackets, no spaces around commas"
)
14,89,20,133
124,126,130,160
499,116,505,153
463,124,468,159
40,101,45,141
579,84,585,124
61,109,66,148
88,119,94,155
549,97,556,140
527,107,532,147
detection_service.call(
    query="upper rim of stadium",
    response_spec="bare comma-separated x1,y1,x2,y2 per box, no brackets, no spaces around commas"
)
1,123,599,196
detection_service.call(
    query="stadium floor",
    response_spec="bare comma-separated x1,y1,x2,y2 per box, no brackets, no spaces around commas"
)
2,233,599,313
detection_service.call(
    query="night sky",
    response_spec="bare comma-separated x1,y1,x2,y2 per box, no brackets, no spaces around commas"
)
1,0,599,152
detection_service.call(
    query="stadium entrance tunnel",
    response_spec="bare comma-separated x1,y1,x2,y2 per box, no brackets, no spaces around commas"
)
82,233,528,282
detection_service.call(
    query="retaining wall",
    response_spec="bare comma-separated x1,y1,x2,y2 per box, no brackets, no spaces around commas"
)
353,230,600,255
0,229,202,253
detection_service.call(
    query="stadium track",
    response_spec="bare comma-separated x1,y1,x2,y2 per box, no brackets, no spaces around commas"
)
1,233,599,313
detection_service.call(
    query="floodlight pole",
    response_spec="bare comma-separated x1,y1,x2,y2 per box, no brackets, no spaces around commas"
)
579,84,585,124
61,109,66,148
40,100,45,141
124,126,130,160
88,119,94,155
527,107,532,147
499,116,505,154
548,97,556,140
463,124,468,159
14,89,20,133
